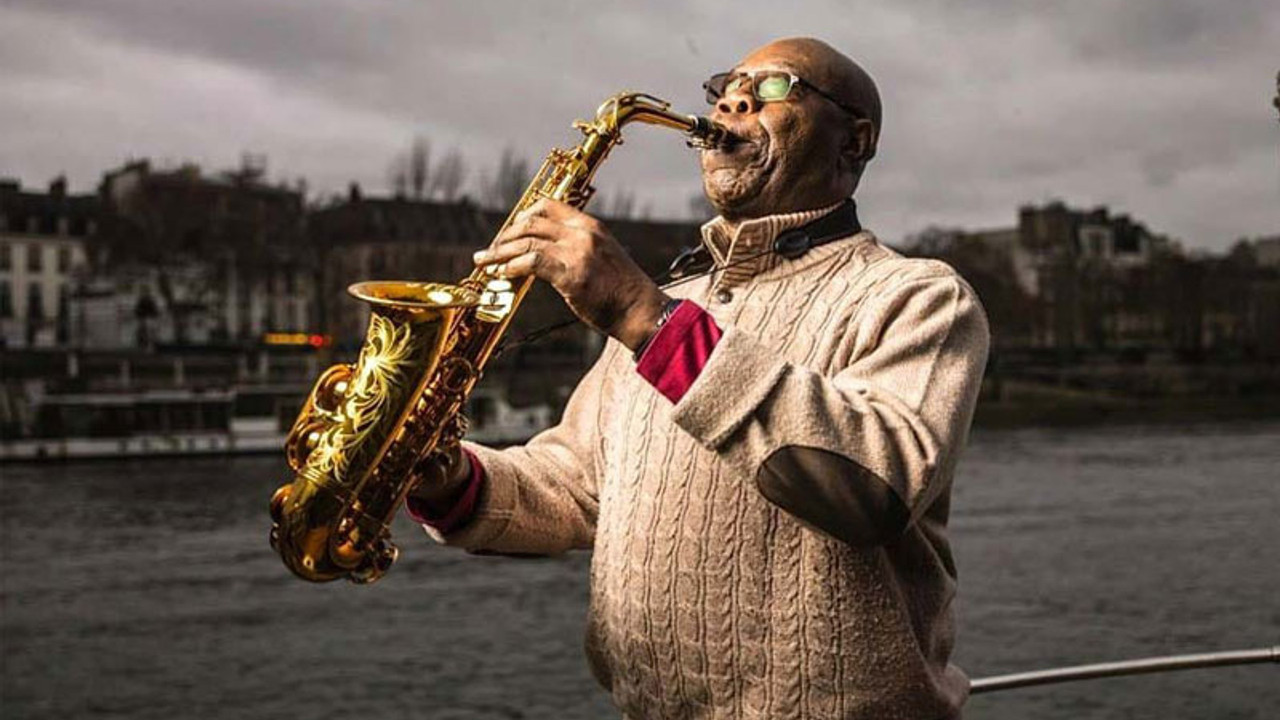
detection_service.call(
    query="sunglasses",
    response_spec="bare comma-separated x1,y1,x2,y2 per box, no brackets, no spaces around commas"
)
702,70,862,119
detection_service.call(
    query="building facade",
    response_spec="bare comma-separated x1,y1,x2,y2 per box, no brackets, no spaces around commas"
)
908,201,1277,358
84,159,318,348
0,178,95,348
1255,235,1280,268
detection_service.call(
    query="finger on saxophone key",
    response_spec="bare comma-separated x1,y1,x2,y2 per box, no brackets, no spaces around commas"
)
474,250,504,277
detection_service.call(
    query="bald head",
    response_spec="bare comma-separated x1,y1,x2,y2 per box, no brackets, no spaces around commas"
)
742,37,882,137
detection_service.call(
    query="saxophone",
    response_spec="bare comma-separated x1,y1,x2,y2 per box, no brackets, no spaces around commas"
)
269,92,731,584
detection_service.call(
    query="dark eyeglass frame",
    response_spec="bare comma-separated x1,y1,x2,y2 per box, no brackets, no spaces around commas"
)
703,70,863,120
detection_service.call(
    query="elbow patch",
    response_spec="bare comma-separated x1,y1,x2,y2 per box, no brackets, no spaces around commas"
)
755,445,910,547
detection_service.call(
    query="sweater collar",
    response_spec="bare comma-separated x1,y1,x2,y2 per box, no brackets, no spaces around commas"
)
698,200,847,287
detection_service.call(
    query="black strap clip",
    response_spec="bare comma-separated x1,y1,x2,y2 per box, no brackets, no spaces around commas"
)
772,229,812,259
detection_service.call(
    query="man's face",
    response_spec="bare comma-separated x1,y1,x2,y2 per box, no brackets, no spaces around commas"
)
699,43,853,221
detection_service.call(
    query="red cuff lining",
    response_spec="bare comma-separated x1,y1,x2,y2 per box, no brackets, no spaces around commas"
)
635,300,722,403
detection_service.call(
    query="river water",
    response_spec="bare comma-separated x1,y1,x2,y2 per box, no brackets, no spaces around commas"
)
2,422,1277,719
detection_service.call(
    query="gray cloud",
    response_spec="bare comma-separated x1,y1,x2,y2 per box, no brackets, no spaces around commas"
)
1,0,1276,250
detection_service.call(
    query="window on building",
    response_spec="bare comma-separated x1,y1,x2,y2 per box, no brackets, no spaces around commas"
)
57,285,70,343
0,280,12,318
27,283,44,320
27,245,42,272
0,243,10,271
57,247,71,273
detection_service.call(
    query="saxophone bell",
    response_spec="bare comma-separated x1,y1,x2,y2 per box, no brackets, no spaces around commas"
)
270,281,478,583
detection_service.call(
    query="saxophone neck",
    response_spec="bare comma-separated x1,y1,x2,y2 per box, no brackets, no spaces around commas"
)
591,92,734,148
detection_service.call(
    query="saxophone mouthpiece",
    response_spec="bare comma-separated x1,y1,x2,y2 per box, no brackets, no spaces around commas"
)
687,116,737,150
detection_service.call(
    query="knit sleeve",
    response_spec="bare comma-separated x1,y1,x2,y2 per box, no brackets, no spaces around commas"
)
419,343,619,555
667,266,990,546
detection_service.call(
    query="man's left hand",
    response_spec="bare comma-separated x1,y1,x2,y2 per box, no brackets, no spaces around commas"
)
475,198,669,352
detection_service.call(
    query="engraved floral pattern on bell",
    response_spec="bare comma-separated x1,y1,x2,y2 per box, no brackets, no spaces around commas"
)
308,312,415,479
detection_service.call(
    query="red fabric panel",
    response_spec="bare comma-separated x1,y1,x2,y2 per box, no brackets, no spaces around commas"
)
636,300,723,403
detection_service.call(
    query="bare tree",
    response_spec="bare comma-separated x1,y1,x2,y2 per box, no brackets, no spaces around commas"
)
1273,70,1279,122
482,147,531,209
430,148,467,202
389,155,409,198
386,136,431,199
409,136,430,199
606,188,637,219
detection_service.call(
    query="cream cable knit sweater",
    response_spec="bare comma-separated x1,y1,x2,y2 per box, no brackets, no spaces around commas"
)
428,206,990,720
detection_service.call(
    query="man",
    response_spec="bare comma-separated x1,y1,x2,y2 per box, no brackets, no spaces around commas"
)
408,37,989,720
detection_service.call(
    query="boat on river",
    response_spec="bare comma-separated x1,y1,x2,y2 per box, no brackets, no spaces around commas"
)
0,386,551,461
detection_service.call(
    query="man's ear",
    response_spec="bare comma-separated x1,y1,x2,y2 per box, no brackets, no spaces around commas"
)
843,118,878,165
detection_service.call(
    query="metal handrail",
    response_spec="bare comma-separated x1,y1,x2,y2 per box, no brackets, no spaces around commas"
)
970,646,1279,695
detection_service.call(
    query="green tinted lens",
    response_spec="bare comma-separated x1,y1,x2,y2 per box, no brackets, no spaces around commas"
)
724,76,747,94
755,74,793,101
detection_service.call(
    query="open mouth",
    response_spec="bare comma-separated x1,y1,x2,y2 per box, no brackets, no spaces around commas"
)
704,125,762,152
705,133,769,169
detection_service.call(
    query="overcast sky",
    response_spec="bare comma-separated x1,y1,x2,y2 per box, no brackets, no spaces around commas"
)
2,0,1276,251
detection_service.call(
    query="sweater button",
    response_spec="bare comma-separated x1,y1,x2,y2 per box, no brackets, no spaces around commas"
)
714,289,733,304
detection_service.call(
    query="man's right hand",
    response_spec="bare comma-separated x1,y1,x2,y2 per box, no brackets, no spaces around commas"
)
404,443,473,518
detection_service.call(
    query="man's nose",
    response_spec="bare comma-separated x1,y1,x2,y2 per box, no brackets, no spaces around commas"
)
716,85,760,115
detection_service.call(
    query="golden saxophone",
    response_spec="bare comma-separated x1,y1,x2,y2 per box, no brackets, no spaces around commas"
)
269,92,731,583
